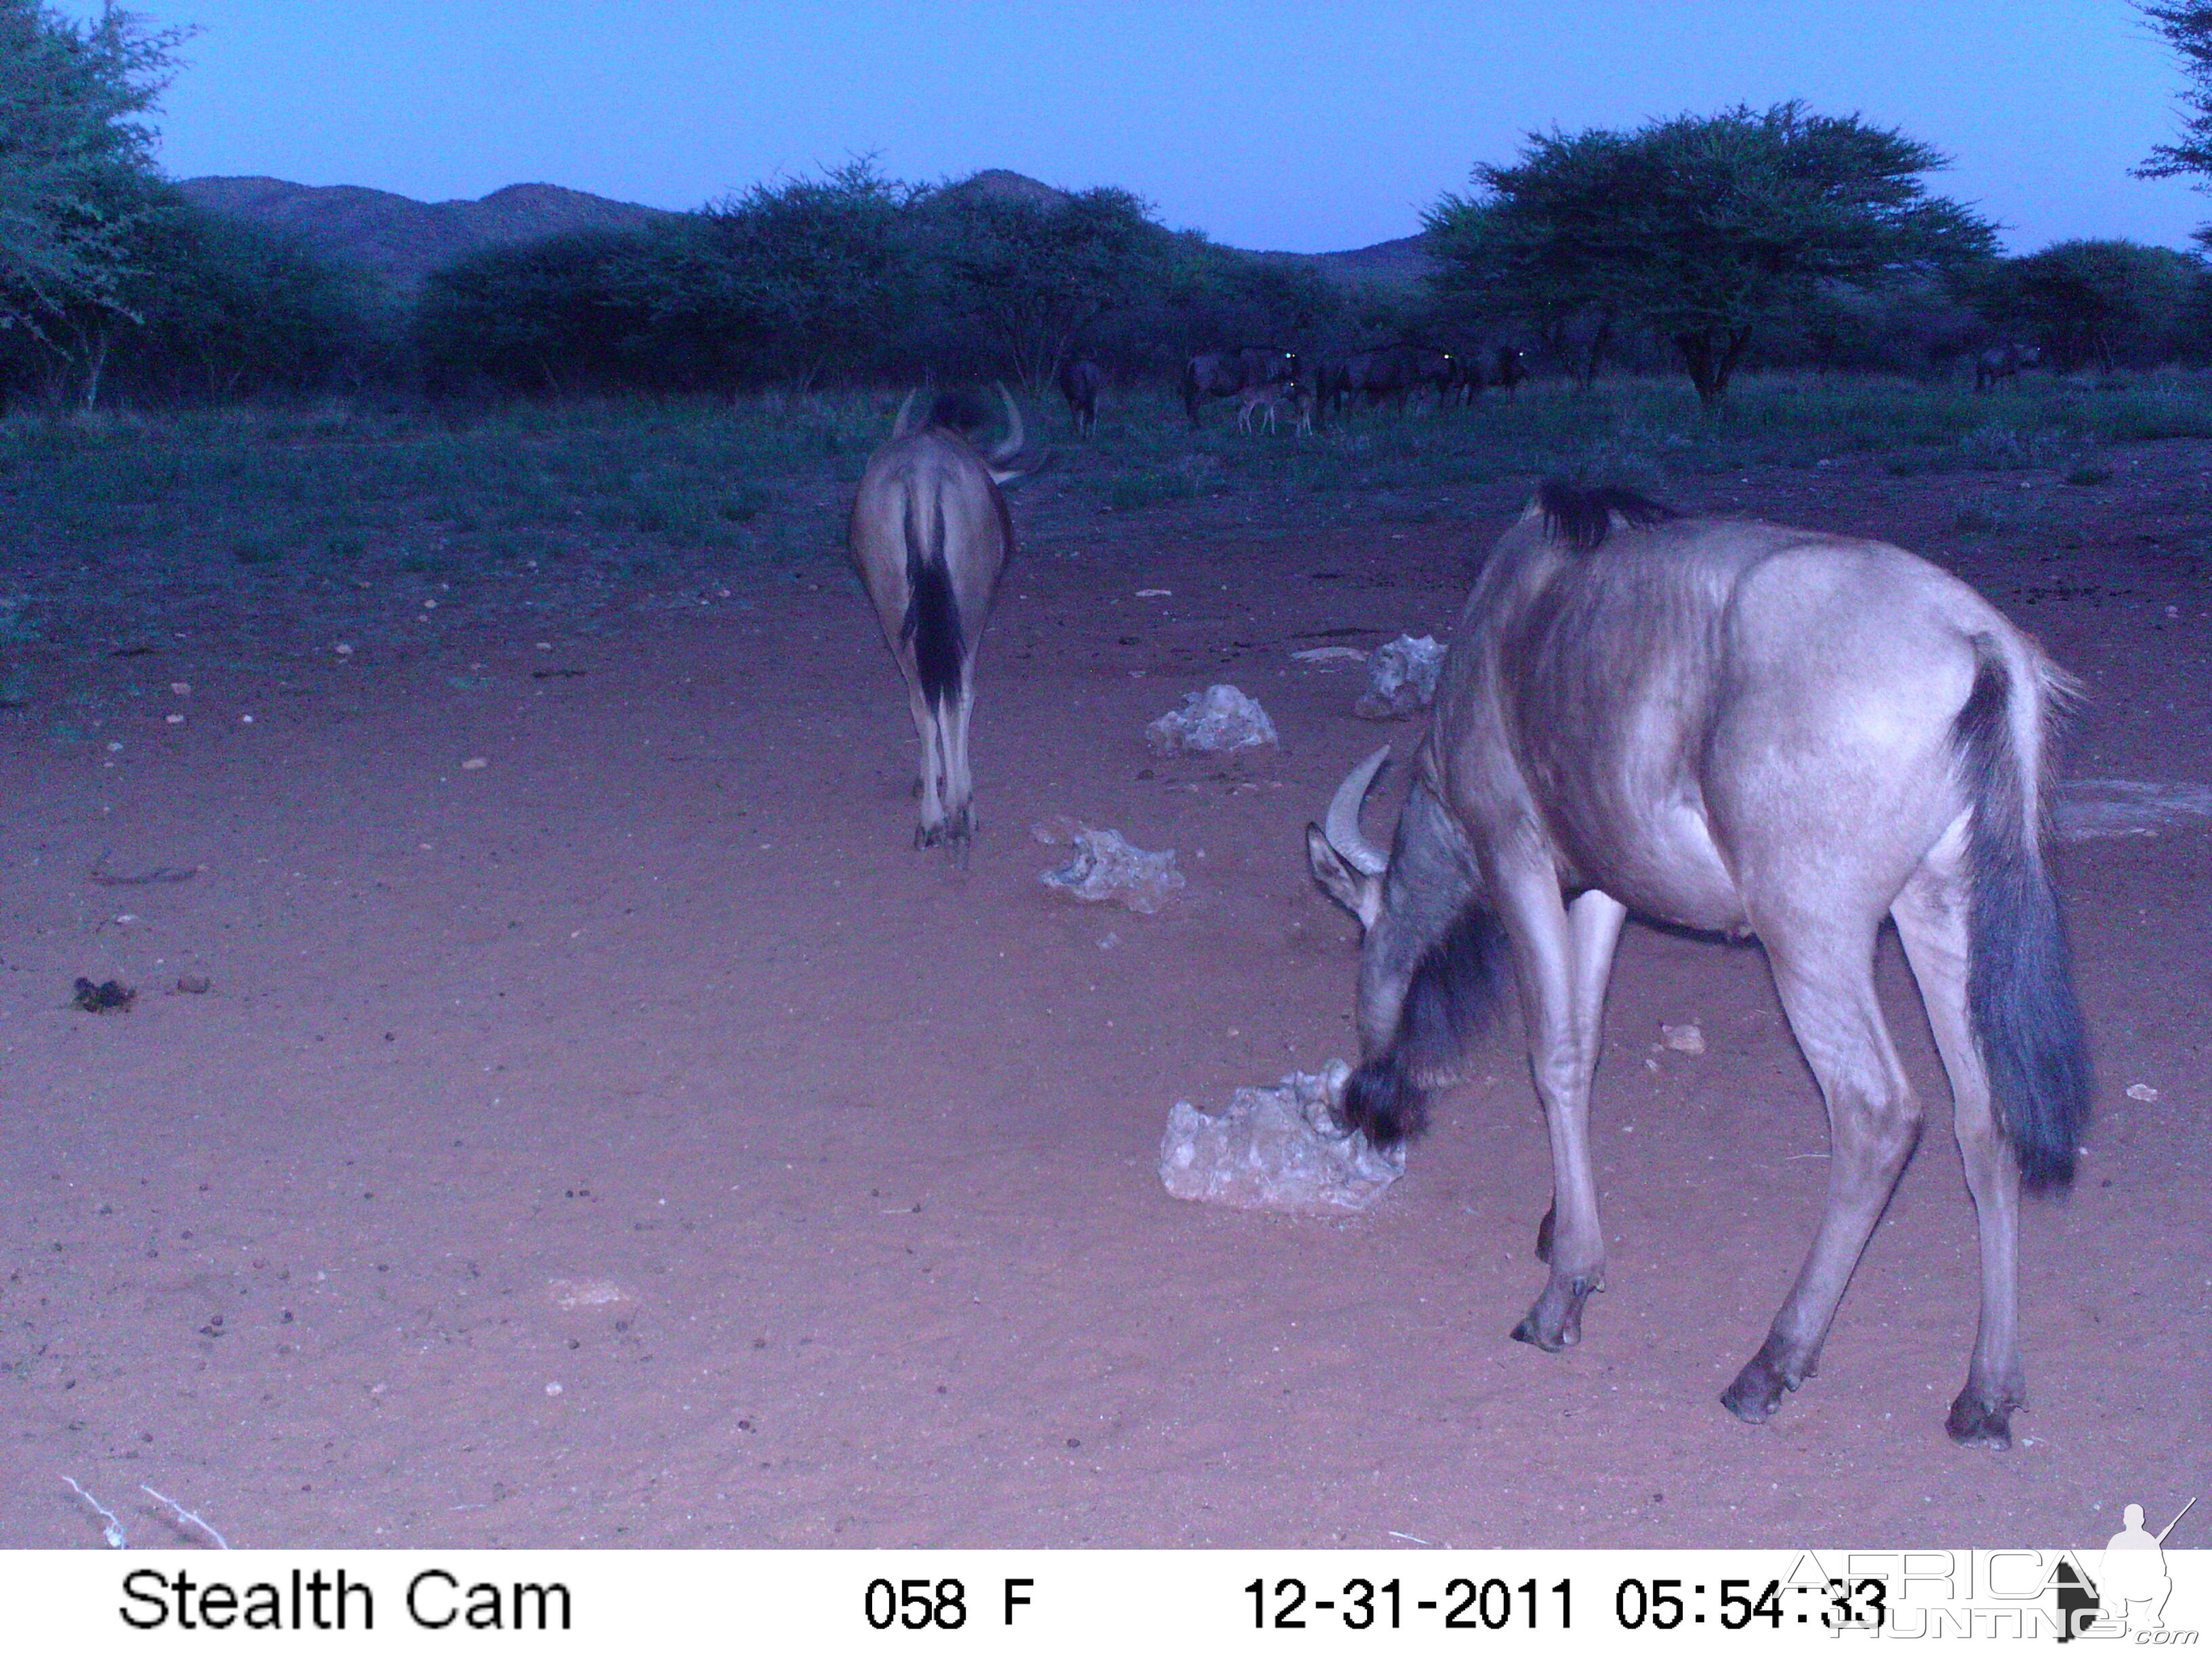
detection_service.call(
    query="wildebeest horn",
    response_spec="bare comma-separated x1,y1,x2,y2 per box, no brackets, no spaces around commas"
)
892,388,920,439
989,381,1025,466
1326,746,1391,876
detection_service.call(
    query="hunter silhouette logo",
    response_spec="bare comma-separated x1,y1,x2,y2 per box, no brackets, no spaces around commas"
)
2055,1495,2198,1641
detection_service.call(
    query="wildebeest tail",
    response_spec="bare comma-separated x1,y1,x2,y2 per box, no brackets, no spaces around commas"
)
1340,903,1512,1147
897,485,964,712
1953,638,2090,1191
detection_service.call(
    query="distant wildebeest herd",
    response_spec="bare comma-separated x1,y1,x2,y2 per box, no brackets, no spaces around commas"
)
1047,331,2046,436
847,376,2093,1448
1160,341,1535,432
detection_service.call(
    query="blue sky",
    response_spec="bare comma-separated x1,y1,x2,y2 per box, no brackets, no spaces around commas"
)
79,0,2212,254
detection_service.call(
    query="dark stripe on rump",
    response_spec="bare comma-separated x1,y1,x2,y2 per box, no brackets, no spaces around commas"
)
899,488,964,713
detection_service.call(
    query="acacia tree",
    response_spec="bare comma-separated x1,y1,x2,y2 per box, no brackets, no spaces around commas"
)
2137,3,2212,232
928,184,1186,391
1425,102,1996,406
641,159,931,390
0,1,188,403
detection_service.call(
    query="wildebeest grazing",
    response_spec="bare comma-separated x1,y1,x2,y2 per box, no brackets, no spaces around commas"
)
848,386,1033,849
1975,342,2041,392
1182,347,1299,427
1306,482,2089,1446
1058,357,1103,436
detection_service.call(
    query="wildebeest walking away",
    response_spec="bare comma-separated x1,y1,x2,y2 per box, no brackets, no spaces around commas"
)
1307,482,2090,1446
848,386,1033,849
1058,357,1103,435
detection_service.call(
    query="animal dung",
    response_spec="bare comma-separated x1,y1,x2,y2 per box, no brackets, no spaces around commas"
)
1145,684,1279,754
1037,824,1185,914
1160,1061,1406,1214
70,978,136,1014
1354,634,1446,719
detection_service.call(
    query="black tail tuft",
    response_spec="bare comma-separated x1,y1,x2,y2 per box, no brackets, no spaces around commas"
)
1954,644,2091,1192
898,489,964,712
1536,478,1677,551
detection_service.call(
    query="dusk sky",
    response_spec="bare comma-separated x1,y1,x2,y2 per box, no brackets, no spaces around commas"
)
74,0,2212,255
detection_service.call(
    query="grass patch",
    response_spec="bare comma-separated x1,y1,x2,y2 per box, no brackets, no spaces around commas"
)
1,371,2208,607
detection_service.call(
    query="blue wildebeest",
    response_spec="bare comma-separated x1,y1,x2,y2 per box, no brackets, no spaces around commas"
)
1490,346,1528,398
1306,482,2089,1446
1336,345,1448,415
1183,347,1299,427
849,386,1033,849
1058,357,1103,436
1975,343,2041,392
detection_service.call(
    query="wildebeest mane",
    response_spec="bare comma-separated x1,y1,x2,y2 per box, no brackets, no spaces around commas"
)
1536,479,1678,552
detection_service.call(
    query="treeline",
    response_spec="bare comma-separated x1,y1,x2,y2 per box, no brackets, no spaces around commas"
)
16,168,2212,415
7,0,2212,414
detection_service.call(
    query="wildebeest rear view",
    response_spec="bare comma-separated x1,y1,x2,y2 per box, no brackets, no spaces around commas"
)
1307,483,2090,1448
849,386,1031,848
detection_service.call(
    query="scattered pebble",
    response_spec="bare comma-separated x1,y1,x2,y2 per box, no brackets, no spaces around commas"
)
2126,1083,2160,1103
169,682,190,695
1660,1023,1706,1054
461,756,489,771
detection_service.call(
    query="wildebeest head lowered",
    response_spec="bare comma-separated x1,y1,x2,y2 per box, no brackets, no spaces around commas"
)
1306,481,2090,1447
849,386,1036,849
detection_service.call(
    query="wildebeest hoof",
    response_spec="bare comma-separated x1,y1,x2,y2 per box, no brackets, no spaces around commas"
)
1720,1351,1799,1424
1510,1272,1597,1351
1944,1391,2016,1448
1509,1311,1570,1352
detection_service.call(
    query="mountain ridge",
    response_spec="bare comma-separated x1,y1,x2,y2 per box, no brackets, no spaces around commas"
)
178,171,1435,292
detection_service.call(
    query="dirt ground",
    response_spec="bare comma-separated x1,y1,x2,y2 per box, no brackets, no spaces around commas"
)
1,434,2206,1551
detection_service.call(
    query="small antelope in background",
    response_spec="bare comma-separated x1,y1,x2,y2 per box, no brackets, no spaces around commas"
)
1236,381,1286,434
1307,481,2089,1447
849,386,1033,849
1283,379,1317,436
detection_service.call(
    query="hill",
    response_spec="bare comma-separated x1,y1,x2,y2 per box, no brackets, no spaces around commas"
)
177,177,674,291
178,170,1433,293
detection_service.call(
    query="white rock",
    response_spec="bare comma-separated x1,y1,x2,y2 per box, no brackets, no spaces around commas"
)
1160,1061,1406,1214
1146,684,1279,754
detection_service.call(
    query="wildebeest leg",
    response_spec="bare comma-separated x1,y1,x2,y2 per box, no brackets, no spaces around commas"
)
907,684,948,847
941,683,979,846
1721,925,1923,1422
1891,843,2024,1446
1508,880,1629,1351
1532,888,1629,1267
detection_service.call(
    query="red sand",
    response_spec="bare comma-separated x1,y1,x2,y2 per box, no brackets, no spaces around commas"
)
3,446,2205,1549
